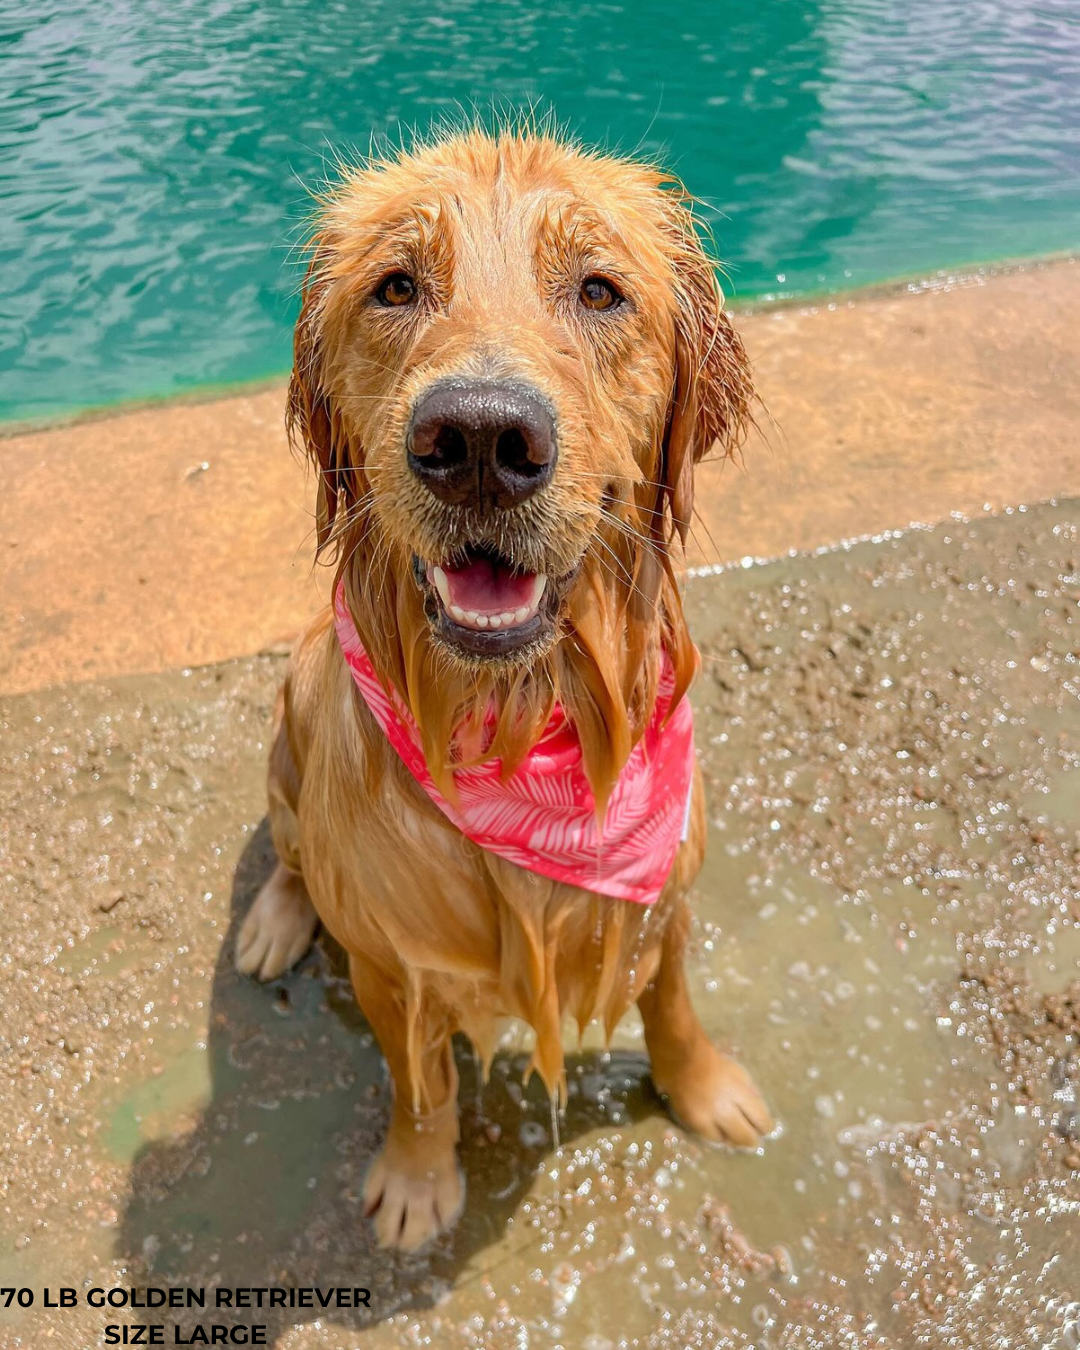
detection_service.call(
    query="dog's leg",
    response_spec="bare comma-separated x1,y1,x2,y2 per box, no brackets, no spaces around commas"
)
637,897,774,1147
236,689,318,981
351,952,464,1251
235,861,317,981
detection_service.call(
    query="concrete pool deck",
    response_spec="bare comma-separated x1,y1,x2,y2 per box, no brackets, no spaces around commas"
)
1,256,1077,696
2,500,1079,1347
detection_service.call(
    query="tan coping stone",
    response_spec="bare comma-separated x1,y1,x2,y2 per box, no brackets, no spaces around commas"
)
1,257,1077,695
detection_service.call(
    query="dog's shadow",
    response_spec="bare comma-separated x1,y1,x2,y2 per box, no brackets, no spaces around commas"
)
117,820,662,1343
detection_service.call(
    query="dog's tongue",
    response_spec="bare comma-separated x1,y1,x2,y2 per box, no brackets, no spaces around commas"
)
441,556,536,615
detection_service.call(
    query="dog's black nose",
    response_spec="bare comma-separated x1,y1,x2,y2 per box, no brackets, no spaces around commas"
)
407,380,557,509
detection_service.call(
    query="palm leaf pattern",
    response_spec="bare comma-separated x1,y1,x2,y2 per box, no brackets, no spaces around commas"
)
334,584,695,905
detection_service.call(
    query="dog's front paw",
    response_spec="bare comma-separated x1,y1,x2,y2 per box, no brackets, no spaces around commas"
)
363,1133,464,1252
656,1044,774,1149
235,862,318,981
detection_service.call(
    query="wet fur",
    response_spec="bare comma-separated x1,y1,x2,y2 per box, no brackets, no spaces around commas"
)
237,125,772,1250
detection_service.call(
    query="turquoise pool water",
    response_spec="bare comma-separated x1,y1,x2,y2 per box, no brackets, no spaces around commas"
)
2,0,1078,423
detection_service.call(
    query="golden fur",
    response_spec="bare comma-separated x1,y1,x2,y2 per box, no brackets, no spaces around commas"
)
236,125,772,1251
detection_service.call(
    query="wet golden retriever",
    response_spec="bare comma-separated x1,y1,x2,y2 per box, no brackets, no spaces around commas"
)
236,126,772,1251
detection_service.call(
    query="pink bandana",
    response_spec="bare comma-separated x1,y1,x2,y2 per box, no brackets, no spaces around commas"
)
333,583,695,906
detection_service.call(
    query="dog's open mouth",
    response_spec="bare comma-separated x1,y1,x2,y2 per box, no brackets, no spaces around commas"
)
414,546,555,658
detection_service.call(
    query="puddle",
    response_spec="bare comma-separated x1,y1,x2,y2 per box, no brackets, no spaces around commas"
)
104,1046,212,1163
2,501,1080,1347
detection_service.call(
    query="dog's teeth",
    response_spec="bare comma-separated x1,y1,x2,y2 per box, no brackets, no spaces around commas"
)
431,566,452,608
439,572,547,633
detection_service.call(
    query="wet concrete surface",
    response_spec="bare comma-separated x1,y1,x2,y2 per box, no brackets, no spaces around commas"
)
2,500,1079,1348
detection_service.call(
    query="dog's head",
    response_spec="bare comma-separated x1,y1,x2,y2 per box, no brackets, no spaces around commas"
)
291,127,752,787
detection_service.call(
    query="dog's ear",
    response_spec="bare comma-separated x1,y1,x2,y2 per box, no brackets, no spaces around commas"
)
287,259,350,557
661,220,754,544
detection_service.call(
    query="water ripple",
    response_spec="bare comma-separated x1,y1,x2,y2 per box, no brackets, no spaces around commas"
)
1,0,1078,420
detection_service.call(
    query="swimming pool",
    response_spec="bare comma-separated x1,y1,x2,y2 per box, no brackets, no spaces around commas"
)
2,0,1078,423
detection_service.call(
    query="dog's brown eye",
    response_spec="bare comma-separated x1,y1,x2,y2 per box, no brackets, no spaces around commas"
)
579,276,622,312
376,272,417,307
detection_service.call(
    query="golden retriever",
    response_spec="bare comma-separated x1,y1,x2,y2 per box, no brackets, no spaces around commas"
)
235,125,773,1251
